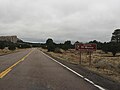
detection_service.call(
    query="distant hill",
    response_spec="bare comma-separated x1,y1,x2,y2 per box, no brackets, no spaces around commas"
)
0,35,23,43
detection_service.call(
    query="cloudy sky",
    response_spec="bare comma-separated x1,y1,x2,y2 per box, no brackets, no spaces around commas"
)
0,0,120,43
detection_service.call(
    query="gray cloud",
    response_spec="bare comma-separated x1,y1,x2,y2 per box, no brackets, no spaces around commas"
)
0,0,120,43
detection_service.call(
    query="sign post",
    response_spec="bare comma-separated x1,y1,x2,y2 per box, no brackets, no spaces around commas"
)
79,51,81,64
75,43,97,66
89,51,92,66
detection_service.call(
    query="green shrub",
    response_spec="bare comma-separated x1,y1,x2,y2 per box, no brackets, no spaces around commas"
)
8,45,16,51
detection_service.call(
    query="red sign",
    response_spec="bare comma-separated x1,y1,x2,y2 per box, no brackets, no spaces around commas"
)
75,44,97,51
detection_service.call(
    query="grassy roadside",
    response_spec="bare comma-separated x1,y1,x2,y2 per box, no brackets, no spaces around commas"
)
0,49,27,56
40,48,120,83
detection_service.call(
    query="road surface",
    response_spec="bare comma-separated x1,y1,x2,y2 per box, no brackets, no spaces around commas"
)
0,48,99,90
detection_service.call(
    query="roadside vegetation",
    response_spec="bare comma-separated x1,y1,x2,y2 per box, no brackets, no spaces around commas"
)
41,29,120,57
41,48,120,83
40,29,120,83
0,41,32,55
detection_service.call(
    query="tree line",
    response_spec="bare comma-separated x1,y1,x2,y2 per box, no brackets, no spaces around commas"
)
40,38,120,56
41,29,120,57
0,41,32,51
88,40,120,56
0,29,120,56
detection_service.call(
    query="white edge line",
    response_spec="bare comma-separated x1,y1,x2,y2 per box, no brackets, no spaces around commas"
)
41,51,106,90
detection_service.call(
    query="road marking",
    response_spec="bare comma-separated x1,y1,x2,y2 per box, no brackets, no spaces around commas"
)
0,68,12,78
41,51,106,90
0,49,33,79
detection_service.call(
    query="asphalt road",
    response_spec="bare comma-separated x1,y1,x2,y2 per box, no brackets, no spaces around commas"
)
0,48,99,90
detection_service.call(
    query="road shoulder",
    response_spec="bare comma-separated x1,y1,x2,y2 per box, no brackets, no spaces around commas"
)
41,50,120,90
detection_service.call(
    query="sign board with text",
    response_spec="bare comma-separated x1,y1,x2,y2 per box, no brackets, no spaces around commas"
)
75,44,97,51
75,43,97,65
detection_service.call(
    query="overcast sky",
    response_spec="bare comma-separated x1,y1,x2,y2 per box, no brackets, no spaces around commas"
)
0,0,120,43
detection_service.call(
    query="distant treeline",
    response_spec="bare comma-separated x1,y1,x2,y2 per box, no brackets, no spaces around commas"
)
0,29,120,56
0,41,35,50
40,38,120,57
0,39,120,56
41,29,120,57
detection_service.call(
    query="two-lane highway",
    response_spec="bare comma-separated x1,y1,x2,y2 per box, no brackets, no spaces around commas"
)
0,48,100,90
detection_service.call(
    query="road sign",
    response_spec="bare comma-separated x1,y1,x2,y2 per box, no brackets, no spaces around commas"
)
75,43,97,65
79,44,97,51
75,44,97,51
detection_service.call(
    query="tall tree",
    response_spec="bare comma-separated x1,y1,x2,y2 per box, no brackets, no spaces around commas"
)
0,41,5,50
107,42,120,56
46,38,55,52
102,42,120,56
8,44,16,51
111,29,120,43
46,38,54,45
62,40,72,50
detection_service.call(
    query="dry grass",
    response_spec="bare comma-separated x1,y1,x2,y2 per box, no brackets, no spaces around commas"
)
0,49,24,55
0,49,12,55
41,48,120,83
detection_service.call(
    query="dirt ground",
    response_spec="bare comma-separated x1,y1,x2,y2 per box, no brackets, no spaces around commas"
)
41,48,120,83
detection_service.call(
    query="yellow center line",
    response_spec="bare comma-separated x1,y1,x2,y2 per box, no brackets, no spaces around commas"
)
0,49,33,79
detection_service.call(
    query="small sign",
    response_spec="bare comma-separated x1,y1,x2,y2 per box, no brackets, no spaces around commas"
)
75,43,97,66
79,44,97,51
75,43,97,51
